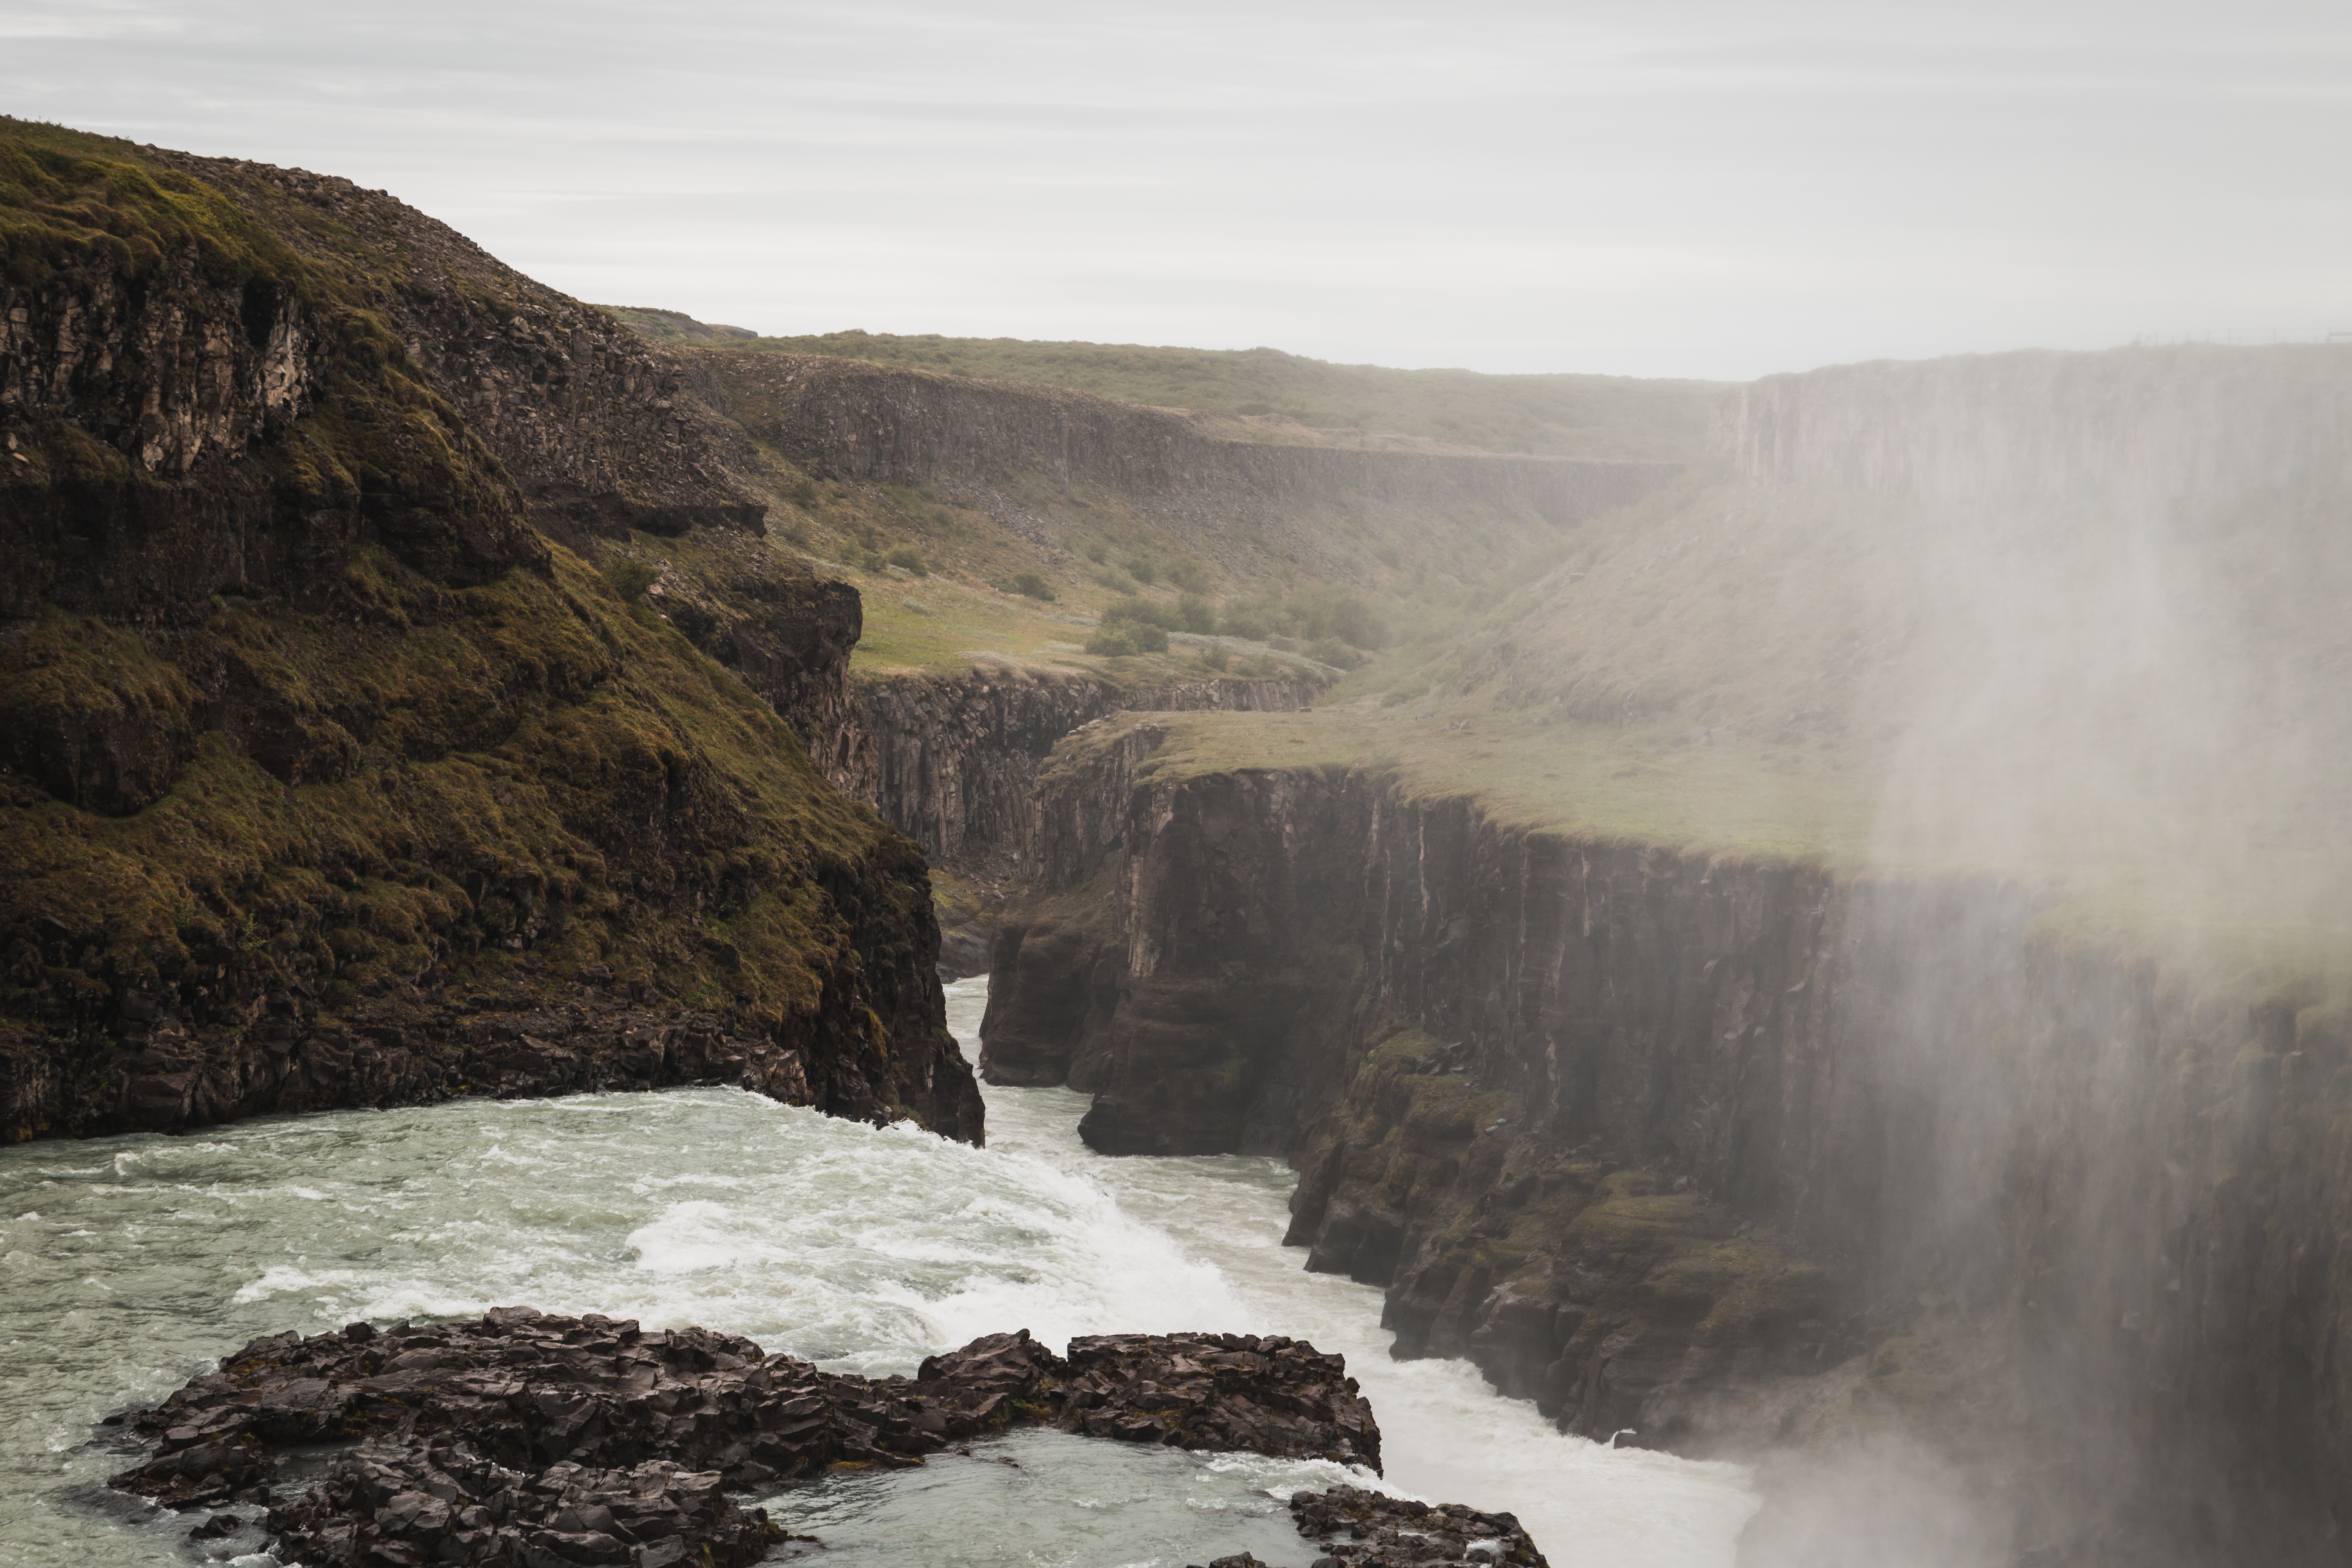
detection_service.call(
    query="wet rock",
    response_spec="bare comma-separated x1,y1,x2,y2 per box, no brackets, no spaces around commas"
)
267,1442,788,1568
1286,1485,1548,1567
109,1311,1385,1560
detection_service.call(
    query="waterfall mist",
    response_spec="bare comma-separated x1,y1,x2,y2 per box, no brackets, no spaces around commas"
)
1712,346,2352,1562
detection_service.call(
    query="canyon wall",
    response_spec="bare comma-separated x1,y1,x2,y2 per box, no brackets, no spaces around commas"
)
982,720,2352,1564
1,126,980,1145
686,351,1680,588
1716,343,2352,513
841,665,1319,868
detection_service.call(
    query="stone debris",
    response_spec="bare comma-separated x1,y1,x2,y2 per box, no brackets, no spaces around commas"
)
108,1309,1384,1564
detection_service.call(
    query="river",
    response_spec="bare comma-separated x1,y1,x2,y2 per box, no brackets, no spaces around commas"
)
0,977,1756,1567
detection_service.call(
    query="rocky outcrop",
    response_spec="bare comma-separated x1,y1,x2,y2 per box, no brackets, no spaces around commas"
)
981,738,2352,1563
843,663,1319,868
1286,1486,1549,1568
137,153,772,544
109,1309,1382,1563
1,124,979,1146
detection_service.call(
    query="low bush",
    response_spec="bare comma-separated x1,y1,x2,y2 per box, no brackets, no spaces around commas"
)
886,546,929,577
1308,636,1360,669
1086,623,1168,656
1010,572,1057,601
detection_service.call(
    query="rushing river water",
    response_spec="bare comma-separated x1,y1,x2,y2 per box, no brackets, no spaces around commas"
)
0,977,1756,1567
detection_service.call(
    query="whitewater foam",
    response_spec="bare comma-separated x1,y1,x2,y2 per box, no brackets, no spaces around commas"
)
0,977,1755,1568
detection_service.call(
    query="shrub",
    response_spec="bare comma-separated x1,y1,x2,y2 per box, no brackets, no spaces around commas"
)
1219,603,1272,640
1010,572,1057,601
1125,557,1157,586
789,477,819,507
1197,647,1230,672
1236,401,1272,416
1085,542,1108,564
1175,593,1217,634
1102,596,1180,632
1308,636,1359,669
1167,558,1210,594
1085,623,1167,656
602,558,659,602
886,546,929,577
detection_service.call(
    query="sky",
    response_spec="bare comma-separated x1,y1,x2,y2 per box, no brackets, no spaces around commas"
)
4,0,2347,380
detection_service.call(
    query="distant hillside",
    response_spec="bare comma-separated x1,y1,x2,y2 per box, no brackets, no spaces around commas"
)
603,311,1718,461
603,305,761,343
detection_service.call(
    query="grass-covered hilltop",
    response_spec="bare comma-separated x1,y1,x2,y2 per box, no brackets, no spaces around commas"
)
0,118,978,1141
602,305,1717,460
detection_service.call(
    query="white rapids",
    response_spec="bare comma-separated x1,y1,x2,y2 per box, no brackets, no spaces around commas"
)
0,975,1756,1567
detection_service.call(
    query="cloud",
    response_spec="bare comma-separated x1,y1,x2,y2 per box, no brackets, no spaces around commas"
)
10,0,2348,377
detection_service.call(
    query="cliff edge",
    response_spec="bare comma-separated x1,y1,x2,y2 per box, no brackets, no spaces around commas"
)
0,121,980,1143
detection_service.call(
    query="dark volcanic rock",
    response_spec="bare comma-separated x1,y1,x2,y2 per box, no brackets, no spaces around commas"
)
270,1443,792,1568
1285,1485,1549,1568
923,1328,1381,1468
108,1311,1382,1562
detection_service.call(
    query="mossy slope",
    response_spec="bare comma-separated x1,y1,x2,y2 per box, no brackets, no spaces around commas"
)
0,121,979,1143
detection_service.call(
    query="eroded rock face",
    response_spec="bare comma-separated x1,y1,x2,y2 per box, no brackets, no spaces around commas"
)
107,1311,1382,1563
981,740,2352,1561
138,155,770,545
841,665,1319,871
2,129,982,1150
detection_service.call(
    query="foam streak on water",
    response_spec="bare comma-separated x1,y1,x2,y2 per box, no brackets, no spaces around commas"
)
0,978,1754,1567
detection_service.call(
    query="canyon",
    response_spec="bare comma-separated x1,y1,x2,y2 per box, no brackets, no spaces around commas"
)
9,116,2352,1568
977,348,2352,1564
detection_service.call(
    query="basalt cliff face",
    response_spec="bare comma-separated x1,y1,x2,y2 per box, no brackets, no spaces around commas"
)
973,343,2352,1563
0,123,979,1144
983,730,2352,1561
684,350,1678,588
1717,342,2352,511
841,664,1318,871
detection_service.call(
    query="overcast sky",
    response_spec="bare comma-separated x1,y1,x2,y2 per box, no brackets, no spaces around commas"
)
6,0,2347,379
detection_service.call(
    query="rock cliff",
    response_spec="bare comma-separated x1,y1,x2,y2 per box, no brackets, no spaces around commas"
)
684,351,1679,590
841,663,1319,870
0,121,979,1143
1716,342,2352,512
981,723,2352,1563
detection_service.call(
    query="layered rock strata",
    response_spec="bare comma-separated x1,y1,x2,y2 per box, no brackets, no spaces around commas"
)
687,351,1680,593
109,1309,1382,1563
980,729,2352,1562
